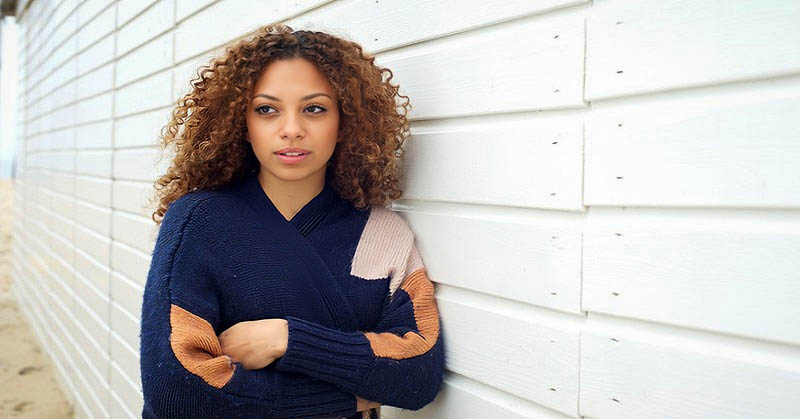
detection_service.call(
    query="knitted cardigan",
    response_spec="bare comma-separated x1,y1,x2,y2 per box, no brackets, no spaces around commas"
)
139,172,446,419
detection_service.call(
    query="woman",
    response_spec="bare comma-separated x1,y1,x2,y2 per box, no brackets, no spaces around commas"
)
140,24,445,419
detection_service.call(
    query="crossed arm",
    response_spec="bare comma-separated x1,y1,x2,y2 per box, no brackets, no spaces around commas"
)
216,263,445,411
217,318,381,412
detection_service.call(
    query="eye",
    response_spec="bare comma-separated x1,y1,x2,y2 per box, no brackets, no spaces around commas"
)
255,105,275,115
306,104,327,114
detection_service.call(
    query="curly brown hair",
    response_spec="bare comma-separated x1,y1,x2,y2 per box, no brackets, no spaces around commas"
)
149,23,411,224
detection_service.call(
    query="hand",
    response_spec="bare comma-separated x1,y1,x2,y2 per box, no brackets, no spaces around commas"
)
356,395,381,412
218,318,288,370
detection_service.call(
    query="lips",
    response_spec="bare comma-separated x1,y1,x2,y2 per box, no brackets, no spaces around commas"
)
275,150,310,164
275,148,310,155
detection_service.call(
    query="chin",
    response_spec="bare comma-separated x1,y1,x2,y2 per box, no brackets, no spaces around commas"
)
261,165,327,183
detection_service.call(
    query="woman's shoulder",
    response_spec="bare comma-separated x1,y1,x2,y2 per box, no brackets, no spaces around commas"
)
363,205,414,239
166,190,227,216
350,205,417,280
162,189,241,232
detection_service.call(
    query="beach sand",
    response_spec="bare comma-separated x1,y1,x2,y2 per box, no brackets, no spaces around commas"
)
0,179,74,418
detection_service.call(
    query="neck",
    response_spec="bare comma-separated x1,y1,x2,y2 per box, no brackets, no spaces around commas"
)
257,169,326,222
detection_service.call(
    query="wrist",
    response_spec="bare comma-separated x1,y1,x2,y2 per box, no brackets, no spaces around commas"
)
277,319,288,357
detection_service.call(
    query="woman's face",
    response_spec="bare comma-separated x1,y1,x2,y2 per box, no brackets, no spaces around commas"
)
245,57,340,186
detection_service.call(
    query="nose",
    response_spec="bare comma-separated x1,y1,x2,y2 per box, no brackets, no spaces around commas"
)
279,110,305,140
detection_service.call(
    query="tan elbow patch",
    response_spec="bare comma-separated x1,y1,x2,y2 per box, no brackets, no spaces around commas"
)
170,304,235,388
365,268,440,359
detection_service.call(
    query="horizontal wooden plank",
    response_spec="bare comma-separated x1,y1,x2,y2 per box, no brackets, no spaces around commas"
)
402,118,583,210
74,198,111,236
114,70,173,118
583,207,800,345
116,30,173,88
77,0,114,52
76,92,113,125
75,175,112,207
71,284,111,354
116,0,173,57
112,179,156,217
73,221,111,265
397,209,583,314
109,390,138,419
111,240,151,288
117,0,158,29
71,354,110,419
110,359,144,419
586,0,800,100
51,172,76,196
31,79,76,121
110,329,141,391
112,147,166,181
175,0,216,23
111,301,141,354
173,0,327,63
374,11,585,119
75,149,111,178
76,120,112,149
76,62,113,101
29,31,77,97
77,32,114,74
383,372,573,419
111,210,158,254
580,318,800,419
111,271,144,319
78,0,113,28
287,0,586,57
584,78,800,208
435,287,580,416
114,107,171,148
75,246,111,295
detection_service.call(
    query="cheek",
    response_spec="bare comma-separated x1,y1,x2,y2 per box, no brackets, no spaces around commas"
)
246,116,267,144
325,115,340,143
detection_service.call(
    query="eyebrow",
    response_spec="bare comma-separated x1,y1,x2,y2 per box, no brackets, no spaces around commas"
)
253,92,333,102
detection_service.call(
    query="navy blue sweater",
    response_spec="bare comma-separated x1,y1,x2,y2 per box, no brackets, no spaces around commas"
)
140,172,445,418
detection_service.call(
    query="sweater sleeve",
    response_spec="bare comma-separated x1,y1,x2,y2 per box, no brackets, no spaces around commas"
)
273,236,446,411
140,196,358,419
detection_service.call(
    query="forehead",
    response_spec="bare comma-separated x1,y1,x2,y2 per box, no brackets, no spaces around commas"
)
252,58,335,96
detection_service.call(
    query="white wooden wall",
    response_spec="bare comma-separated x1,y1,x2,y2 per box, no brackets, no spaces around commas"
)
9,0,800,418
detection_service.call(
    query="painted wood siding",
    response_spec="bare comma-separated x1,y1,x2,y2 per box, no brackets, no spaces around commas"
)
9,0,800,418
